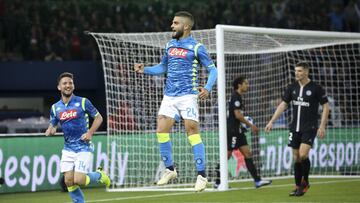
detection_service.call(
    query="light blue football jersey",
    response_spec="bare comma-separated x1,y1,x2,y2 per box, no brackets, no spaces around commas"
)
159,36,216,96
49,95,99,152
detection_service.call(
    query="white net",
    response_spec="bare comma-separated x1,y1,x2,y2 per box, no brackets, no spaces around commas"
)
90,26,360,190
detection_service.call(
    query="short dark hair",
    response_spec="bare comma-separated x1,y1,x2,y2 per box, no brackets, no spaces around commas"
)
174,11,194,28
57,72,73,84
233,76,247,90
296,62,310,70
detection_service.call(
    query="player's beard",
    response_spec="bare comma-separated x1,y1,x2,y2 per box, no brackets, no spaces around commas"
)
61,89,73,98
172,29,184,40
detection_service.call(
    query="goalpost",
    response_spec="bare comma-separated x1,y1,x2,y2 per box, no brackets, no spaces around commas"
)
89,25,360,191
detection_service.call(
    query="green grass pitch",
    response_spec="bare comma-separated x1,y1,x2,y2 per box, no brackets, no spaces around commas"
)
2,178,359,203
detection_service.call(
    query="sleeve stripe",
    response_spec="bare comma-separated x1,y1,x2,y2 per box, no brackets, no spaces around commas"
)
81,98,86,111
51,105,56,116
194,43,202,59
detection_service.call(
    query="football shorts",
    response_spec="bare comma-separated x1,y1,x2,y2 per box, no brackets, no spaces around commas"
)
158,94,199,122
60,150,93,173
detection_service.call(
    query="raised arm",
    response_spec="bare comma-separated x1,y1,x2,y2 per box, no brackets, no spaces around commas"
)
134,63,167,75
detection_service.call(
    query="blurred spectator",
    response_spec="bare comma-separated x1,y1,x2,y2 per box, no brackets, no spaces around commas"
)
44,50,63,61
70,27,81,60
328,2,346,31
0,0,358,62
344,0,360,32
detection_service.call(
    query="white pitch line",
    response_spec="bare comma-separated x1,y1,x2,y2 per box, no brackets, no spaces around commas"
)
73,178,360,203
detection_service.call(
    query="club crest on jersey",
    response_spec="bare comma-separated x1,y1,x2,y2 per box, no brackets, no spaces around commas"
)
169,48,188,58
306,90,312,96
60,110,78,120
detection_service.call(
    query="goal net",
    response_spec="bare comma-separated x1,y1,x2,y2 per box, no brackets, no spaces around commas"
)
89,26,360,191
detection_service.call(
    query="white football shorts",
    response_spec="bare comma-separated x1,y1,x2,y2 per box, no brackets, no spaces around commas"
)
60,150,93,173
158,94,199,122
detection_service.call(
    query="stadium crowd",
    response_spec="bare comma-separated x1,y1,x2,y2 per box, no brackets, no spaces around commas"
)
0,0,359,61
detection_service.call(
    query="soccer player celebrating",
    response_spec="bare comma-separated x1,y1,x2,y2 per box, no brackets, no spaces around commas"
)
215,76,272,189
45,72,111,203
134,11,217,192
265,62,329,196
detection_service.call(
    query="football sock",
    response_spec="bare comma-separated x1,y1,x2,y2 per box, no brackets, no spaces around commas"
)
245,158,261,182
85,171,101,186
302,158,310,183
157,133,174,168
294,162,303,186
67,185,84,203
188,134,206,177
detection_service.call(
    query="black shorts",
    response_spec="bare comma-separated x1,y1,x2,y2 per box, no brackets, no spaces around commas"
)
227,128,248,150
287,129,317,149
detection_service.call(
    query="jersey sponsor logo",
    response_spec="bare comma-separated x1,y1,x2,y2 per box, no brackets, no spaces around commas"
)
293,100,310,107
60,109,78,120
169,48,188,58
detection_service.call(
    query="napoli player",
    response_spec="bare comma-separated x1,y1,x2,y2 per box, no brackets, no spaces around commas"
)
45,72,110,203
134,11,217,192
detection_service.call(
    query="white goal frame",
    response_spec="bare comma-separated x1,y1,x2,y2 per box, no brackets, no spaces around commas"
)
216,25,360,191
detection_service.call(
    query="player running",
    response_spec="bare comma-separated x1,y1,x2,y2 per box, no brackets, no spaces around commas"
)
45,72,111,203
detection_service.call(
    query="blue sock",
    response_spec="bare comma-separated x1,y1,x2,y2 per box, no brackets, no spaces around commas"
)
159,141,174,168
193,143,206,173
86,171,101,186
68,185,84,203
